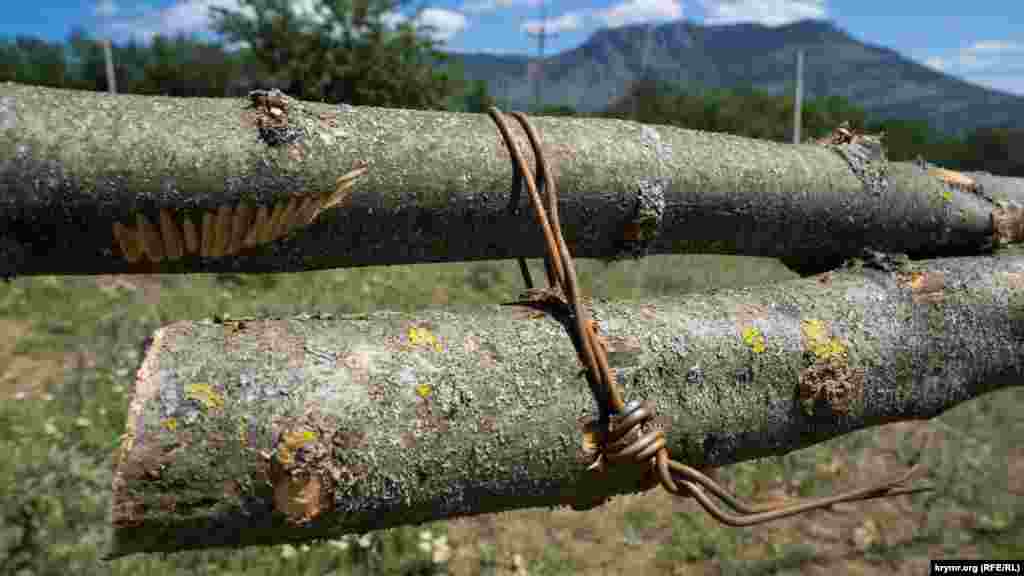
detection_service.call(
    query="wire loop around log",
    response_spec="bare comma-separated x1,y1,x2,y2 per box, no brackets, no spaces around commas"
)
487,107,932,525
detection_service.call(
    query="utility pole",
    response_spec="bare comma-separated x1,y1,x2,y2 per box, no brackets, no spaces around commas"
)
96,0,117,93
792,48,803,144
102,38,117,94
526,0,557,112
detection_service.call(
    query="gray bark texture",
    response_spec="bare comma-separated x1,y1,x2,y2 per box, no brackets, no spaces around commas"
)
1,82,1023,278
108,248,1024,558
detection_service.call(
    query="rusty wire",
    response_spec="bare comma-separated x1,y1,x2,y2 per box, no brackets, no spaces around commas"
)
487,106,932,526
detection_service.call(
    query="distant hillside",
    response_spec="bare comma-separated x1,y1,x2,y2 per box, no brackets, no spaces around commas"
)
447,19,1024,135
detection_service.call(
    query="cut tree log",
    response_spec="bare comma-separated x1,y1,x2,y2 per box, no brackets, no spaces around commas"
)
1,83,1022,278
108,248,1024,557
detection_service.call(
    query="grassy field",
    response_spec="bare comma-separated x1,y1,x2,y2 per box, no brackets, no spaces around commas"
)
1,254,1020,575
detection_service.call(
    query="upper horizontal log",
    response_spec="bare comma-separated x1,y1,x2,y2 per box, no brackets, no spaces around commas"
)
1,82,1022,278
108,248,1024,557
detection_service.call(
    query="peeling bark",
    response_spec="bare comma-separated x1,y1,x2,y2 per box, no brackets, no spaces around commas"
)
108,248,1024,558
2,83,1023,279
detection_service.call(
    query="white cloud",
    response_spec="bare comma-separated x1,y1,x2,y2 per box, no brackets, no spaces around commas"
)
382,11,408,28
977,76,1024,96
920,38,1024,96
595,0,682,28
952,39,1024,74
969,40,1024,54
700,0,825,26
105,0,247,42
461,0,520,15
415,9,468,42
101,0,467,44
461,0,555,14
522,12,584,35
94,0,118,18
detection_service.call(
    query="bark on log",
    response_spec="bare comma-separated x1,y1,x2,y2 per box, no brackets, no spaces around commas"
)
108,248,1024,558
2,82,1022,279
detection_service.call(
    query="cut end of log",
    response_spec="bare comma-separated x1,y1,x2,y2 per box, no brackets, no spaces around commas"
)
993,202,1024,246
928,166,980,194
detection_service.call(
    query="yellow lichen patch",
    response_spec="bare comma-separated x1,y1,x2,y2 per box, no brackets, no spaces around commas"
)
408,325,442,352
798,319,862,417
275,428,318,467
741,325,766,354
801,319,847,362
161,418,178,432
185,382,225,411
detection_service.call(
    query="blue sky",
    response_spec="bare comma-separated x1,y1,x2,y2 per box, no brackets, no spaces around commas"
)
3,1,1022,96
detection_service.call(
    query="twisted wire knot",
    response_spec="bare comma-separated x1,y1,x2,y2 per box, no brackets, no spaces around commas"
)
487,107,931,526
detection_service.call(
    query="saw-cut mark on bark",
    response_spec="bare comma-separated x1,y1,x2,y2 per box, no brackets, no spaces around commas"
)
248,89,304,147
913,157,995,207
993,202,1024,246
110,162,368,263
815,122,888,198
798,318,863,417
267,427,333,526
616,178,666,259
928,166,979,194
897,270,946,305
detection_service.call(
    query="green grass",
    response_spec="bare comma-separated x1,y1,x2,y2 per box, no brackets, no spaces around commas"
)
0,253,1020,574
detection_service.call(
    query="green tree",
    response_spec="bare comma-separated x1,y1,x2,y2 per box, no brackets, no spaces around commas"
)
536,103,577,116
65,29,150,94
461,79,496,113
963,126,1023,177
0,36,69,88
801,94,867,140
210,0,460,109
864,118,936,161
66,28,109,92
137,33,243,97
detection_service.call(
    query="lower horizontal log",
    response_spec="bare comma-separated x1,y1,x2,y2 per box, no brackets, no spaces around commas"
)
108,248,1024,557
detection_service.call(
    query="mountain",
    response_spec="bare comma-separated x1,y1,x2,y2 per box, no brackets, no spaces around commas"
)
447,19,1024,135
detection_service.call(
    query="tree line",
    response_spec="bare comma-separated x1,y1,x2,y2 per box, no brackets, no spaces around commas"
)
590,77,1022,177
1,0,1019,177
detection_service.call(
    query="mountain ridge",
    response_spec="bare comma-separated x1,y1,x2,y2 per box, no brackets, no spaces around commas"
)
447,19,1024,135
